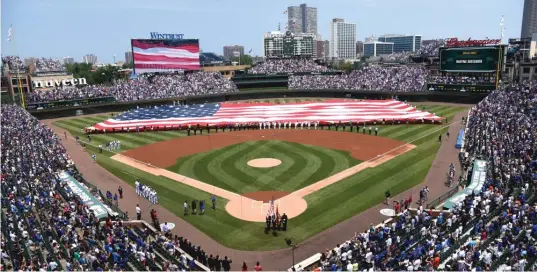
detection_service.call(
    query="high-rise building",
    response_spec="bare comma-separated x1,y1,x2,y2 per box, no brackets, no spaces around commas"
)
63,57,74,65
323,40,330,59
263,31,314,58
124,51,133,63
378,34,421,53
83,54,98,65
287,4,318,35
356,41,364,56
329,18,357,60
223,45,245,60
363,41,394,57
316,40,326,59
522,0,537,38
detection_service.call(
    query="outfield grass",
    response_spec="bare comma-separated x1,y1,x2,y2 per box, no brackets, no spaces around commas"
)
170,140,360,193
54,103,467,250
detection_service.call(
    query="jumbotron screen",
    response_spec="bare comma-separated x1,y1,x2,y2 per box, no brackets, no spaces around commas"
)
439,46,503,72
131,39,200,74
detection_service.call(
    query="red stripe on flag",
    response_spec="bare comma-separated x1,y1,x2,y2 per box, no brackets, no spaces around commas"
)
133,53,198,62
132,40,200,52
134,63,200,70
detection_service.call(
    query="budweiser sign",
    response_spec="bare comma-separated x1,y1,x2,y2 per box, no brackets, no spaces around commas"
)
445,38,501,47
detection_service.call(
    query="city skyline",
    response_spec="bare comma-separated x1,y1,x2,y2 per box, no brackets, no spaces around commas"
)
1,0,524,63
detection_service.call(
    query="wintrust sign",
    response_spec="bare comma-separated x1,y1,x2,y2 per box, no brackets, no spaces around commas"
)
32,78,88,88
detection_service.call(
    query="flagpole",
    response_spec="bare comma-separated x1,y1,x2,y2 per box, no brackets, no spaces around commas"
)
496,15,504,89
8,25,26,108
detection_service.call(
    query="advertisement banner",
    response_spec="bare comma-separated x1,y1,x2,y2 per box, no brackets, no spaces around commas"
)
58,171,109,219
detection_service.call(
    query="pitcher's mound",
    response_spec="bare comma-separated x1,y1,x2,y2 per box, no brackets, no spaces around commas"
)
247,158,282,168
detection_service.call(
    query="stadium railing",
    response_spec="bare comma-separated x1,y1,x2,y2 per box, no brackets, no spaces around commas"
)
425,186,459,209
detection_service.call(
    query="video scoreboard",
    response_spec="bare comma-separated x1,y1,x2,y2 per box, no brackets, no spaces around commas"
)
439,46,505,73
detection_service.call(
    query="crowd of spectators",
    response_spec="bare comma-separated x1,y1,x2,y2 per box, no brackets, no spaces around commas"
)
0,105,212,271
35,58,65,72
248,59,334,74
305,81,537,271
1,55,25,71
25,72,238,103
289,66,428,92
418,40,446,57
429,75,496,85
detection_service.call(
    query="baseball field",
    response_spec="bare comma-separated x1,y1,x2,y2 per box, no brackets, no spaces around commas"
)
54,99,466,250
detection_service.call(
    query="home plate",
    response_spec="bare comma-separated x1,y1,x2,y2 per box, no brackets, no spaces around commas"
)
380,209,396,217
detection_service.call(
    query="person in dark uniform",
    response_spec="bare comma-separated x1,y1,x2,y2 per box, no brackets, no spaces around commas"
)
191,200,197,215
187,128,191,136
87,134,92,142
214,256,222,271
362,126,366,134
369,126,372,135
199,200,205,215
438,134,442,142
206,124,210,134
222,256,232,271
349,121,353,132
385,190,391,204
375,127,378,136
211,195,216,209
271,216,277,230
342,121,346,131
320,122,324,130
281,213,288,231
207,255,215,271
265,215,271,230
446,131,450,138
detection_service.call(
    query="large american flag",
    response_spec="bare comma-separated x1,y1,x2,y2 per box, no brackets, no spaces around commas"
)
131,39,200,74
89,100,441,132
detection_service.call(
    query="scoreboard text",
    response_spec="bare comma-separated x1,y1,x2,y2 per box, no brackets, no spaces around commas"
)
439,46,504,72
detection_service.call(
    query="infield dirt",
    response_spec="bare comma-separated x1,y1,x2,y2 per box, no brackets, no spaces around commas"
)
122,129,408,168
115,129,415,222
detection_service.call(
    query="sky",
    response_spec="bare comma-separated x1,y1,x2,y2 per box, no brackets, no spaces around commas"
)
1,0,525,63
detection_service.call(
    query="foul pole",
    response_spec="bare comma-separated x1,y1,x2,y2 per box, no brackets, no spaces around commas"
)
495,15,505,89
8,25,26,107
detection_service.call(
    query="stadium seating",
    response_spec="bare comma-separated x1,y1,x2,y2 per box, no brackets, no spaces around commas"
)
1,55,25,71
0,104,210,271
25,71,238,103
200,53,225,63
248,59,334,74
294,81,537,271
289,66,428,92
35,58,65,72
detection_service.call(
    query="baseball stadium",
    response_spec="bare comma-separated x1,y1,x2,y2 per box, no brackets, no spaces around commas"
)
2,2,537,271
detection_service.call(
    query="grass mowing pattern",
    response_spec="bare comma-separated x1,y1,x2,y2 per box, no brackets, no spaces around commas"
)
54,103,466,250
168,140,360,194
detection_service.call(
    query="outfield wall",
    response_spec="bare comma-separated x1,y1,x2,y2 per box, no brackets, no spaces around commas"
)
30,89,486,119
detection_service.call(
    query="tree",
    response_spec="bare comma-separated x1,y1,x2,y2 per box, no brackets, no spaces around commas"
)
231,54,253,65
65,62,124,85
122,62,133,69
65,62,95,84
93,65,121,84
